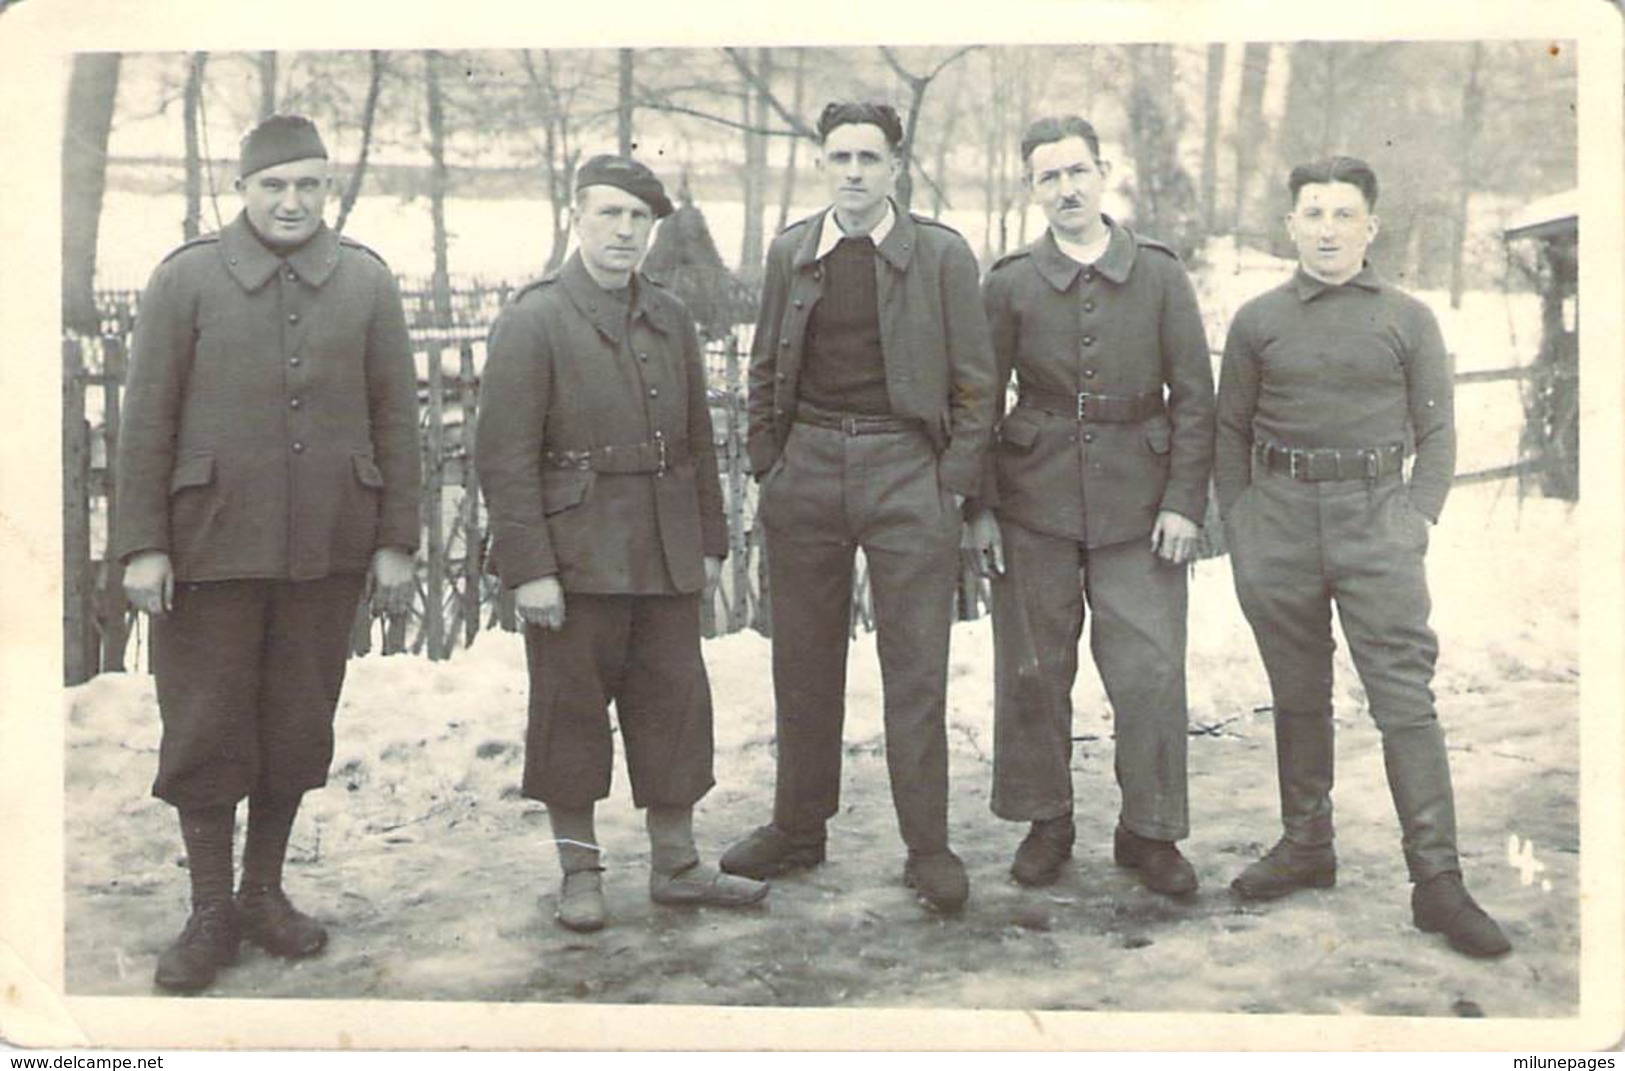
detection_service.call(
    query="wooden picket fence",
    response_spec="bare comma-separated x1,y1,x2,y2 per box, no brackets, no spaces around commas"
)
63,283,923,685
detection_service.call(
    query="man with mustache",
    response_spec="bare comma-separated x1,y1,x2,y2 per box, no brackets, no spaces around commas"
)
478,155,767,932
1217,155,1510,957
721,102,997,913
116,114,421,992
966,115,1215,895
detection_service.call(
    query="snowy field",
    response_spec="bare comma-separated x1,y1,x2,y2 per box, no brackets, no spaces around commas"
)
64,481,1579,1015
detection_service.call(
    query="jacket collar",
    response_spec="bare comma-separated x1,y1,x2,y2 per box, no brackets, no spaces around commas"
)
1030,214,1136,291
1292,262,1384,301
559,252,676,343
792,200,917,273
218,213,341,292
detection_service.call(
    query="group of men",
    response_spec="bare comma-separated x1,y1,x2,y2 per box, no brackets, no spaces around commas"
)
115,104,1510,996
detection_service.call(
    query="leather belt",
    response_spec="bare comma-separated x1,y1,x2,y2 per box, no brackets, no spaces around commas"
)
543,432,688,475
794,403,921,436
1254,440,1406,482
1017,386,1165,423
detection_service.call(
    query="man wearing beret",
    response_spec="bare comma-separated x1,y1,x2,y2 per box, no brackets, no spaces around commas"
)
966,115,1215,896
477,155,768,932
720,102,997,914
1217,155,1510,957
115,114,421,992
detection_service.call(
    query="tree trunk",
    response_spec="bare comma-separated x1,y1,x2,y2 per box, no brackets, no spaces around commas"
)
774,48,806,234
617,48,634,155
258,51,277,118
182,52,208,242
62,51,121,336
739,49,769,283
421,50,452,660
1231,42,1271,239
1200,43,1224,234
1449,42,1485,310
334,50,385,234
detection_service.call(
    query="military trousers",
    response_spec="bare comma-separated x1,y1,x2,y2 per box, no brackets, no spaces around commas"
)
758,419,962,855
1226,467,1460,881
521,593,716,809
988,518,1191,841
151,572,367,810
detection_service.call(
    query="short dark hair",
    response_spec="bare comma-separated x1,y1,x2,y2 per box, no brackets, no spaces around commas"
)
1288,155,1379,209
816,101,904,150
1020,115,1102,171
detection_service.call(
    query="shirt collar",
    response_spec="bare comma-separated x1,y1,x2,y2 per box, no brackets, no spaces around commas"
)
1292,262,1384,301
1030,215,1137,291
219,213,341,292
814,199,896,260
559,252,675,343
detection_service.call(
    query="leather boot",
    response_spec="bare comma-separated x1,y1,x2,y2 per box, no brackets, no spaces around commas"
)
154,901,240,993
1380,721,1461,881
1010,814,1074,887
1413,871,1511,957
1275,708,1335,848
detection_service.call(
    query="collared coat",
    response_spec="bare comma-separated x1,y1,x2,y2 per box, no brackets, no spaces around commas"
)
114,215,421,582
980,221,1215,549
476,253,728,596
745,204,997,498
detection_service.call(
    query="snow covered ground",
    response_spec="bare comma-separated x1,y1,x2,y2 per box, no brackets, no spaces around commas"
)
63,481,1580,1017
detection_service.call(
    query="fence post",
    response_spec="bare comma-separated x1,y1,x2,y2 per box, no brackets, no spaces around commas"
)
99,336,131,670
725,336,750,634
63,337,95,685
423,344,447,659
460,342,482,649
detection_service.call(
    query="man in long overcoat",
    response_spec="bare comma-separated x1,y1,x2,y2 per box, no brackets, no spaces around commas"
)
966,115,1215,895
477,155,767,932
115,115,421,992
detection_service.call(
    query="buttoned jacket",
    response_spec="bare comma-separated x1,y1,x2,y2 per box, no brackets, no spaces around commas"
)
114,215,421,582
476,253,727,596
980,221,1215,548
746,203,997,498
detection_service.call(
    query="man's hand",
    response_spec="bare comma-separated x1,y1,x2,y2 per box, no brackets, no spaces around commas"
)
369,547,416,617
704,556,723,596
962,508,1005,578
1150,510,1200,565
516,576,567,631
123,550,174,616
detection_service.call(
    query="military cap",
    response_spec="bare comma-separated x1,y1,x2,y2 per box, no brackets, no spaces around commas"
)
239,114,328,178
575,154,675,219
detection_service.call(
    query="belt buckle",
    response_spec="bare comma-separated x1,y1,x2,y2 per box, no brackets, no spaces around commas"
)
1364,448,1379,480
654,431,668,475
1288,449,1303,480
1076,391,1092,422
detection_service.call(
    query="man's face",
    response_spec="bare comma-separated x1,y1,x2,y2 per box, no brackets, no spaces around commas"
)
1286,180,1378,284
818,122,899,222
573,185,655,279
238,157,330,248
1027,136,1110,242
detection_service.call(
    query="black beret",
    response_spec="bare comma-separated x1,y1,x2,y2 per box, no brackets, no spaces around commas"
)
575,154,675,219
240,114,328,178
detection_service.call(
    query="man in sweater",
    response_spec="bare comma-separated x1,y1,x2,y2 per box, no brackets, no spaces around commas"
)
720,102,998,913
1216,155,1510,958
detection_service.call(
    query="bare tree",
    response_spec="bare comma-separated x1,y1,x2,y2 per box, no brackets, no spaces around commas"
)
1200,43,1224,234
617,48,635,154
258,51,277,117
878,45,979,211
1448,42,1485,309
62,51,121,335
182,52,209,241
775,47,808,233
333,50,386,233
1230,42,1271,240
738,49,772,283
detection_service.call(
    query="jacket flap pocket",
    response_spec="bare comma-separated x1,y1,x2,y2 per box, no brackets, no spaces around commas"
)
541,469,593,516
352,454,385,488
1144,418,1173,455
997,408,1044,451
169,454,215,494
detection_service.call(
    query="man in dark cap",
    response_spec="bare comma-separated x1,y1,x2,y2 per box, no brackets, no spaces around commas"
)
966,115,1214,896
116,114,421,992
1216,155,1511,958
720,102,997,914
478,154,768,933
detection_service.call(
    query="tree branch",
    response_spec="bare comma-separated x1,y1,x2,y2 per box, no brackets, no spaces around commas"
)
721,47,816,138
